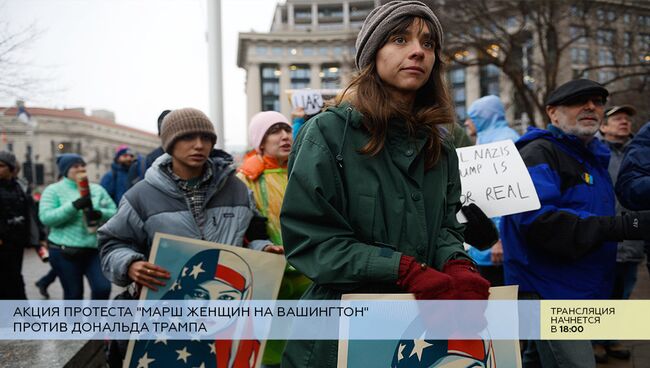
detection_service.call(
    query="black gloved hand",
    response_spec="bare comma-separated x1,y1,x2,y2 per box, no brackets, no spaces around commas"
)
615,211,650,241
72,196,92,210
245,214,269,241
86,209,102,222
461,203,499,250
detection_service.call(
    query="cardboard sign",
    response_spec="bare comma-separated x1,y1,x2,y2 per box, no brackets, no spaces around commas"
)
290,89,324,115
123,233,286,368
456,140,540,222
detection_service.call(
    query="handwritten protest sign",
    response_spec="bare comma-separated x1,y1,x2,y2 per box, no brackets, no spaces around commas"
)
290,89,324,115
456,139,540,223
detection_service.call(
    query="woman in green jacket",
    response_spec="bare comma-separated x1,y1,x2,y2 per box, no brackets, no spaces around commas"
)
39,153,116,299
279,2,490,367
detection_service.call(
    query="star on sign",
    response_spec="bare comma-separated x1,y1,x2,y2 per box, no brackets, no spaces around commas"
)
182,267,188,277
189,262,205,279
176,346,192,363
137,352,155,368
154,333,169,345
208,342,216,355
192,363,206,368
397,343,406,361
170,281,181,291
409,340,433,361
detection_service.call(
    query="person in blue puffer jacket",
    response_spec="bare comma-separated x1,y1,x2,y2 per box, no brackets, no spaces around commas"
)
100,145,135,205
464,95,520,286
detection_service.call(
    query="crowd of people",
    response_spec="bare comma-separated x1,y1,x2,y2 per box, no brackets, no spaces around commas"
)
1,1,650,367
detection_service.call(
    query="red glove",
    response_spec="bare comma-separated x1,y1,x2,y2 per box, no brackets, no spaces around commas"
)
397,255,456,300
442,260,490,300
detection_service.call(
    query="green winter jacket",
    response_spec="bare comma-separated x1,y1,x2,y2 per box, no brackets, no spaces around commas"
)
280,103,468,368
39,177,116,248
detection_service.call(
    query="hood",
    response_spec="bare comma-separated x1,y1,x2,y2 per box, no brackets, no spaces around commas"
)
517,125,611,168
468,95,510,133
145,149,234,198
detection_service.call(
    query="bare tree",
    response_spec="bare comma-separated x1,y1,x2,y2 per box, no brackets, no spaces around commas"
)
434,0,650,127
0,15,41,101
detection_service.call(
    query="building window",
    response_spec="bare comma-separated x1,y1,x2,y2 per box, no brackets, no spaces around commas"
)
319,47,329,56
448,66,466,120
321,64,340,89
480,64,500,97
256,46,268,55
7,142,13,152
272,47,283,56
303,47,315,56
261,64,281,112
596,29,615,45
333,46,343,56
571,47,589,64
624,52,632,64
290,64,310,89
623,13,631,24
624,32,632,47
318,4,343,20
294,6,312,24
639,34,650,51
569,26,587,44
570,5,585,17
598,70,616,84
598,49,614,65
596,9,616,21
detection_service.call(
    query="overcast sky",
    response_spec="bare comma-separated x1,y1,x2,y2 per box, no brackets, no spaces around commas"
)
1,0,279,150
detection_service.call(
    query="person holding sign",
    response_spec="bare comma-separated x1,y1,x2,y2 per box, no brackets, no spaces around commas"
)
98,108,275,367
39,153,116,300
464,95,520,286
500,79,650,368
280,2,489,367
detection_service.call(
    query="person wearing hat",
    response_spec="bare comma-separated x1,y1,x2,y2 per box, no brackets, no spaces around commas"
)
98,107,274,365
500,80,650,367
100,144,135,204
0,151,42,299
588,105,639,361
280,2,490,367
38,153,116,299
237,111,311,367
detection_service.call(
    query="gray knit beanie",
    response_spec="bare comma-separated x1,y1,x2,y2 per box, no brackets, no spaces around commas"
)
0,151,17,170
160,108,217,152
355,1,443,70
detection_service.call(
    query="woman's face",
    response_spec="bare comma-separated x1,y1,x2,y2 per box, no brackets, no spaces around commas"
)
185,279,244,301
66,163,86,180
375,18,436,97
261,123,292,162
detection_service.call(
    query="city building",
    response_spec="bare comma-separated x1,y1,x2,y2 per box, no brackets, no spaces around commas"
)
237,0,381,122
0,103,159,188
236,0,650,132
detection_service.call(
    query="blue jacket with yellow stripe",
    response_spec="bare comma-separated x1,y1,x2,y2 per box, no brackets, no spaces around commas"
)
500,125,616,299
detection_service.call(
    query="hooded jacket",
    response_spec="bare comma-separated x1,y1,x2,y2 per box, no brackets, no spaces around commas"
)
466,95,520,266
98,151,270,287
100,162,131,205
616,122,650,211
500,126,616,299
280,103,468,368
468,95,520,145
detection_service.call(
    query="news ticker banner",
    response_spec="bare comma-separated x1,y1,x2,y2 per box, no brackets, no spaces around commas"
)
0,300,648,340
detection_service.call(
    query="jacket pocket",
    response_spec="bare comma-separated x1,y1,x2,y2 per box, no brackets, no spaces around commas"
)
351,193,376,242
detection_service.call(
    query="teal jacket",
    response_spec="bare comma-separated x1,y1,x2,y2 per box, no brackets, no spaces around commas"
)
39,177,116,248
280,103,468,368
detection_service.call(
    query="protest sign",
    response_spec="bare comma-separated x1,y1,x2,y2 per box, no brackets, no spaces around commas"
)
456,139,540,222
123,233,286,368
290,89,324,115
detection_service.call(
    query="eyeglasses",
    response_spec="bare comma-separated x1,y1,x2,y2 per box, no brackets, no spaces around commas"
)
564,95,606,107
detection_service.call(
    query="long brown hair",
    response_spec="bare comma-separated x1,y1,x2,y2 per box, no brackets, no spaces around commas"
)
334,16,455,169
